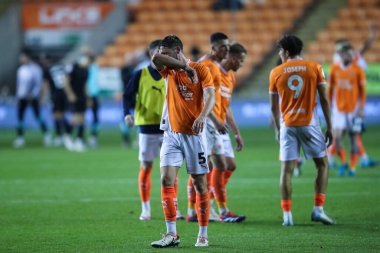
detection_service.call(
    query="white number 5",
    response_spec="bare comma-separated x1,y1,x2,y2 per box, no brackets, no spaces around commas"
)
287,75,303,99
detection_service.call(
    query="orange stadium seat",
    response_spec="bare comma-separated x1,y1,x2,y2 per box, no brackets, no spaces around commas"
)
96,0,314,85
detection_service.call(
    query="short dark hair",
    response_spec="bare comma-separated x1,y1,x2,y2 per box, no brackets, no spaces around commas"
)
338,44,354,53
229,42,247,55
160,35,183,50
210,32,228,44
278,35,303,57
149,39,161,51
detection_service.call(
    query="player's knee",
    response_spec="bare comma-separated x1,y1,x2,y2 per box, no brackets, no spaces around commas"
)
141,161,153,170
161,175,174,187
226,160,236,171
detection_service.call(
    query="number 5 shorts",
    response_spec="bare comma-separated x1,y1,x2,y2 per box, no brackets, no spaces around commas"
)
279,125,327,161
160,130,210,175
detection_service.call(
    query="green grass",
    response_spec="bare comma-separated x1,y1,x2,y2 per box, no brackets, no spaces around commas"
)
1,127,380,253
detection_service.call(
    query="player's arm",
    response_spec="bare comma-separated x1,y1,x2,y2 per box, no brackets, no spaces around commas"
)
317,84,333,148
123,70,142,127
270,93,281,142
63,75,76,103
358,70,367,118
208,112,227,134
328,67,335,106
152,52,198,83
226,106,244,151
192,87,215,134
359,23,377,55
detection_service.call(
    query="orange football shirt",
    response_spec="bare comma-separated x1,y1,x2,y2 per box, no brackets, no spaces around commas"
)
160,61,214,134
269,59,326,127
329,63,366,113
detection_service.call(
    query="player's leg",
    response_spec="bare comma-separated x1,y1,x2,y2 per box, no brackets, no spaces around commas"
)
183,133,210,246
332,111,348,175
279,126,299,226
356,135,379,168
88,96,99,148
311,157,336,225
348,132,359,176
14,98,28,148
186,175,197,221
334,129,348,176
71,112,86,151
191,173,210,247
31,98,51,146
280,160,295,226
299,125,335,225
151,131,182,248
151,165,181,248
210,154,227,214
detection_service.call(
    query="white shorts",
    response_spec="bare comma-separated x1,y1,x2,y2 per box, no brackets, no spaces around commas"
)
221,133,235,158
332,108,356,131
205,120,224,156
279,125,326,161
160,131,209,175
138,133,163,162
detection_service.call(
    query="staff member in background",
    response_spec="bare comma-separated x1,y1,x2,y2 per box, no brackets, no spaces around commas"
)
87,55,101,148
63,52,90,152
14,50,50,148
40,55,72,147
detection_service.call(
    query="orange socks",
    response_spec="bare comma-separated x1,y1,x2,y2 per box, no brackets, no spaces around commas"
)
211,169,227,208
196,192,209,226
350,153,358,170
187,176,196,209
314,193,325,207
224,170,233,186
356,135,366,157
161,186,177,221
281,199,292,212
328,142,336,156
338,149,347,163
138,167,152,202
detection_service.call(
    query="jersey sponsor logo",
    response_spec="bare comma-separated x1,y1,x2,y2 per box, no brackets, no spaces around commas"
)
337,80,353,90
176,84,194,100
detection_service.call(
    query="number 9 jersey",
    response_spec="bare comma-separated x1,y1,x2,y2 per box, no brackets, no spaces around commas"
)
269,59,327,127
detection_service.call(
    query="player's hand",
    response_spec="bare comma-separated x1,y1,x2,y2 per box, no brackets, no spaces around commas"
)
357,108,365,118
68,94,76,103
213,118,228,134
325,128,333,148
124,114,135,127
192,115,206,135
184,65,199,84
235,134,244,152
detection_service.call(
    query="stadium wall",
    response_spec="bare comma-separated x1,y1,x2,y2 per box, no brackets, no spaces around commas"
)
0,3,22,96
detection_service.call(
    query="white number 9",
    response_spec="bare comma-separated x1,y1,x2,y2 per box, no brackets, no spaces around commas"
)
287,75,303,99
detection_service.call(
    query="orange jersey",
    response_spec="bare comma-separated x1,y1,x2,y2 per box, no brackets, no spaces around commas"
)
329,63,366,113
159,61,214,135
219,67,236,123
199,58,222,119
269,59,327,127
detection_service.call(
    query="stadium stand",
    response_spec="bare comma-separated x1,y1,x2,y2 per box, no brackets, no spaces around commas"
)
97,0,312,87
306,0,380,63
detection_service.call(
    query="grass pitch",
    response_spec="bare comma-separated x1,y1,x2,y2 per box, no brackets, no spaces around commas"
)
0,127,379,253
